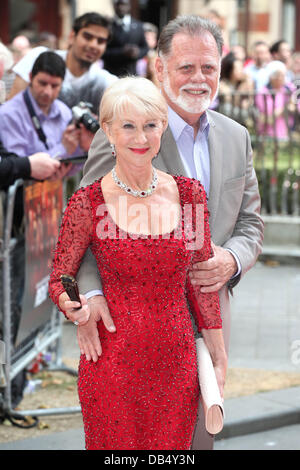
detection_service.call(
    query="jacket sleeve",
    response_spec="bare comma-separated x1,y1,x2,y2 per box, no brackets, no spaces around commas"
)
0,142,31,188
222,127,264,285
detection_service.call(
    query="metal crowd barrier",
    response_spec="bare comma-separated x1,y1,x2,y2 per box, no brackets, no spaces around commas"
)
0,179,81,424
216,89,300,216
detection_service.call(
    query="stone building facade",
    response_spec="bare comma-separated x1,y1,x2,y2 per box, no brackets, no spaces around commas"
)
0,0,299,53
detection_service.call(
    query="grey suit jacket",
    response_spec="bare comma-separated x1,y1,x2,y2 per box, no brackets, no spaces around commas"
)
76,109,264,347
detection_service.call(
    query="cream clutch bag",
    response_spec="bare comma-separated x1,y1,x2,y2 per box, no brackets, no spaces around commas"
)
196,337,224,435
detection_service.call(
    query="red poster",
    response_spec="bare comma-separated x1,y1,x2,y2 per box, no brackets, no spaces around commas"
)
16,180,63,347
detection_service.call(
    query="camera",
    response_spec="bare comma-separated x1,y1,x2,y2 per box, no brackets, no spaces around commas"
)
72,102,100,134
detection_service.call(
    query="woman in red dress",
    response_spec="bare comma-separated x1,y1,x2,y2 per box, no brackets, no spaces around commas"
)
49,77,227,450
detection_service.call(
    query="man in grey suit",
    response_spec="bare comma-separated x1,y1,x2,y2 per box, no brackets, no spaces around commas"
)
62,15,264,449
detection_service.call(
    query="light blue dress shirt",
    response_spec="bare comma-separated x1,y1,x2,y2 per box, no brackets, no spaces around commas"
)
167,106,210,197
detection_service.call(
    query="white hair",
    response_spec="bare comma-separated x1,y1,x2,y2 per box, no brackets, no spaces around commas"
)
0,42,14,72
99,76,168,128
265,60,287,80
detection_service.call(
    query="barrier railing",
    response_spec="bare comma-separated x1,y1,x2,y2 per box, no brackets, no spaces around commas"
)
216,89,300,216
0,179,81,425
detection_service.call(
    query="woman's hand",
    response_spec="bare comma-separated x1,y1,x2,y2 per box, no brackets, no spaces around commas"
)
58,292,90,325
59,293,115,362
77,313,102,362
77,295,116,362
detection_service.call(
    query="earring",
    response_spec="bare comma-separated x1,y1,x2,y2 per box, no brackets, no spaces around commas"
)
111,144,116,157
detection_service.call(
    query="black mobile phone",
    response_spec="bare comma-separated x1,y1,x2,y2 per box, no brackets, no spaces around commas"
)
60,274,82,307
59,155,88,164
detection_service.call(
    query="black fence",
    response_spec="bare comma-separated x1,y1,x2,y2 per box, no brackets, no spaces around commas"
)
216,89,300,216
0,179,80,424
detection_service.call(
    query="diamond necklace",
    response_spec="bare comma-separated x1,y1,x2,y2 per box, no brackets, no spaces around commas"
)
112,166,158,198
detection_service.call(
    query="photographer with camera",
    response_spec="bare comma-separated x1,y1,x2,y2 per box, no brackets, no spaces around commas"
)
0,51,86,176
72,102,100,135
0,44,61,186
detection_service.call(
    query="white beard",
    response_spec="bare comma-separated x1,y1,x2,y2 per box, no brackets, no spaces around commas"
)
163,74,218,115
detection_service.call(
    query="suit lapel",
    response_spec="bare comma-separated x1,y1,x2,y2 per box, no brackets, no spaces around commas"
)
206,111,223,234
155,126,186,175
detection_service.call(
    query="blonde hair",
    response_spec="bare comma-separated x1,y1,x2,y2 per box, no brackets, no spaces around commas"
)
99,76,168,128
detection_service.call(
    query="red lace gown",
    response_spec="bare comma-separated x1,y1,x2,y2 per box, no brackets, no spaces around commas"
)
49,175,221,450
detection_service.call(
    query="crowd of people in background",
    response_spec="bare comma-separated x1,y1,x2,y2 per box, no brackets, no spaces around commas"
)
219,38,300,138
0,4,299,160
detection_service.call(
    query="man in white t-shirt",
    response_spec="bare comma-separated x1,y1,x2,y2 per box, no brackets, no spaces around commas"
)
8,12,118,115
